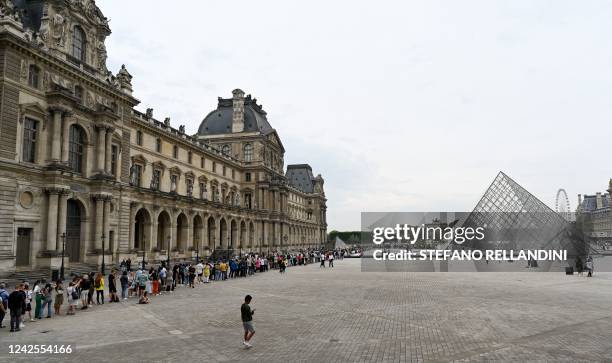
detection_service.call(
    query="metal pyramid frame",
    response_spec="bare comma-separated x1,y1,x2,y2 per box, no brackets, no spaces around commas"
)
458,172,588,256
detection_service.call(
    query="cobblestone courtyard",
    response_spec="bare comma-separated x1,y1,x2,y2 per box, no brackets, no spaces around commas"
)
2,259,612,362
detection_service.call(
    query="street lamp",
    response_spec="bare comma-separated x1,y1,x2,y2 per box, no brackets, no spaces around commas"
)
60,232,66,280
167,235,171,266
141,248,146,270
101,233,106,275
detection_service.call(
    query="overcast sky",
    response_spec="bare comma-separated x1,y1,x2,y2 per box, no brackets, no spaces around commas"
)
102,0,612,231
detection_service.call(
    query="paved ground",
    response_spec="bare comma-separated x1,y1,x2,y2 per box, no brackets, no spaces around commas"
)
1,259,612,362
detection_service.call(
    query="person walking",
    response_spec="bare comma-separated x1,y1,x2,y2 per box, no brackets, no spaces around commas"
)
586,256,594,277
329,253,334,268
94,273,105,305
320,253,326,268
196,261,204,283
203,263,210,283
241,295,256,348
80,275,90,310
23,283,33,322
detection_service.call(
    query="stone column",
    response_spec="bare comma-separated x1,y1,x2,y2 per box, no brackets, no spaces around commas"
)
95,125,106,174
46,189,59,251
60,115,71,163
103,197,111,252
57,191,69,251
105,127,113,174
49,108,63,162
94,195,104,250
129,203,137,250
214,218,220,249
187,219,193,250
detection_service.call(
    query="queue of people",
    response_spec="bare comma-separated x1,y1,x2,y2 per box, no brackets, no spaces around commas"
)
0,249,335,333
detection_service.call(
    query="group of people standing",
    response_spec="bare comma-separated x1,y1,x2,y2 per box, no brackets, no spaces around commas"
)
0,249,335,333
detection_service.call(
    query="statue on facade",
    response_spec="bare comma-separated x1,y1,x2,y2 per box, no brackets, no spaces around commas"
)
145,108,154,119
170,176,177,193
97,40,108,71
202,185,208,200
129,165,138,186
0,0,15,18
179,125,185,134
51,13,67,47
164,117,171,126
235,193,241,207
187,182,193,197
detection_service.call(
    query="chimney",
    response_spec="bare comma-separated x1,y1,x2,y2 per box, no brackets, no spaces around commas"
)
231,89,245,133
596,192,603,209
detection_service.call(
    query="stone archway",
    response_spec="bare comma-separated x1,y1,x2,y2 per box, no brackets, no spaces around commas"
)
66,198,86,262
176,213,188,252
207,216,216,249
193,214,203,251
134,208,152,251
157,210,171,250
219,218,228,249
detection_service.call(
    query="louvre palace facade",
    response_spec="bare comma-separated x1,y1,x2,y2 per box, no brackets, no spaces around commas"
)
0,0,327,273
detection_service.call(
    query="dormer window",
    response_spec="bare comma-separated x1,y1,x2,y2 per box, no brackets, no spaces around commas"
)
72,26,86,62
28,65,40,88
222,144,230,156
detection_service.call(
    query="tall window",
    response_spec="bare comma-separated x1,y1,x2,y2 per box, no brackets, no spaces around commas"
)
244,143,253,162
222,165,226,176
72,26,86,62
28,65,40,88
173,145,178,159
245,193,252,209
245,172,251,182
74,86,83,102
200,157,204,168
136,130,143,146
68,125,85,173
22,118,38,163
156,138,161,152
188,151,192,164
110,145,118,176
131,164,142,187
212,162,216,173
222,144,230,156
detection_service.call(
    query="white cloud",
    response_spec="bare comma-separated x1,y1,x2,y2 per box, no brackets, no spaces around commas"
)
101,0,612,230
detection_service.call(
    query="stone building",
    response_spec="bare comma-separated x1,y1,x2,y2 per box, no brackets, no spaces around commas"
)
575,181,612,249
0,1,327,273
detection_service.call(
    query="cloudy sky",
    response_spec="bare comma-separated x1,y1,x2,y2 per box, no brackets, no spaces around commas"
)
102,0,612,231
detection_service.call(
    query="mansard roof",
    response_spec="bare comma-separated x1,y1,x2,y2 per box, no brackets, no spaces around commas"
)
286,164,315,194
197,94,274,136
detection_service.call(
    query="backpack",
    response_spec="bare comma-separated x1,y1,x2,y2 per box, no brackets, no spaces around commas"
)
71,289,79,300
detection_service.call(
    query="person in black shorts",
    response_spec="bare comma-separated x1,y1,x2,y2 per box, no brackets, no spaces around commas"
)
241,295,256,348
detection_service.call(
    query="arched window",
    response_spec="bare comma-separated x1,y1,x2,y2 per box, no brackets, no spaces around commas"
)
28,65,40,88
156,138,161,152
244,143,253,162
72,26,86,62
222,144,230,156
68,125,85,173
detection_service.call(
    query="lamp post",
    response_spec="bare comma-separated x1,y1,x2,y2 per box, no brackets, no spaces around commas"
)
60,232,66,280
167,235,171,266
101,233,106,275
141,249,146,270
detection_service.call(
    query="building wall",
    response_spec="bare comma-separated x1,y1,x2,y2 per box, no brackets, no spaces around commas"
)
0,3,327,272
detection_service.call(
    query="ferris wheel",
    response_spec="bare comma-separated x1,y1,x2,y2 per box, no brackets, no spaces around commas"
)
555,189,572,221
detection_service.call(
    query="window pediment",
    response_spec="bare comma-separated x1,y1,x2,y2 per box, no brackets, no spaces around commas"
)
131,154,148,168
169,166,182,176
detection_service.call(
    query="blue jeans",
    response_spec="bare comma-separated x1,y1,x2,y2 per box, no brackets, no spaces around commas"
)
41,298,52,318
121,287,128,299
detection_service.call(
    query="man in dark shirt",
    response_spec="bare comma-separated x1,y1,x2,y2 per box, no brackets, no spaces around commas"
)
241,295,256,348
8,283,25,332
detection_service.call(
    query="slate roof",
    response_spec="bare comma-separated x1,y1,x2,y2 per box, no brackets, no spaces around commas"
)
582,194,610,212
286,164,315,193
198,95,274,136
12,0,44,32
